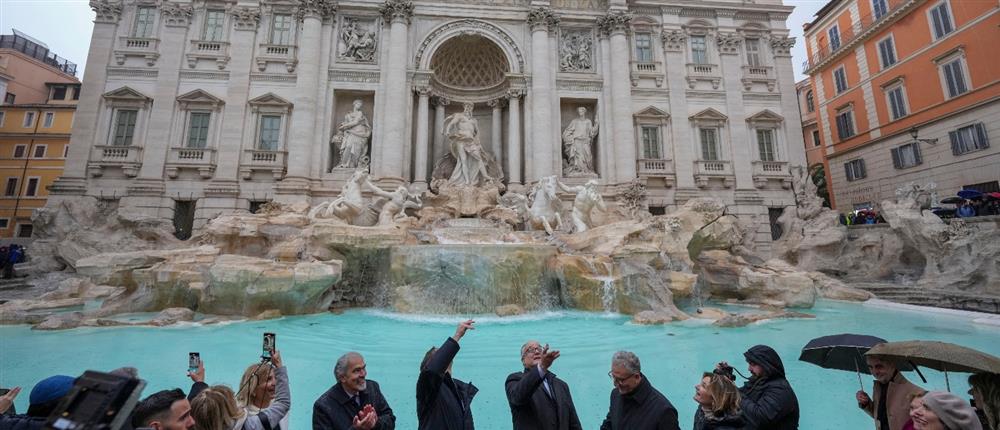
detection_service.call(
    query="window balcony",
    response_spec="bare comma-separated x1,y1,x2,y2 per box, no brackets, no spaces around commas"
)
685,63,721,89
240,149,286,180
693,159,734,189
636,158,675,187
751,160,791,189
186,40,230,69
741,66,776,92
88,145,143,177
166,147,217,179
630,61,664,87
255,44,297,73
114,37,160,66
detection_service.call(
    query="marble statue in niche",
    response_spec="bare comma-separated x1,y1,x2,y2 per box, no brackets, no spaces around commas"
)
442,103,500,186
559,31,593,72
562,106,598,176
331,99,372,170
339,18,378,62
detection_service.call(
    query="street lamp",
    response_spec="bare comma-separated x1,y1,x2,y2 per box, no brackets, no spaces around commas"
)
909,127,938,145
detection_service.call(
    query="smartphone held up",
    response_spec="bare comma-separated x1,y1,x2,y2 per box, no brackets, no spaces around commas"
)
262,332,276,360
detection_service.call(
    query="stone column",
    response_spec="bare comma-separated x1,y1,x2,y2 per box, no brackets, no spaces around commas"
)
506,90,522,188
599,11,636,183
661,29,695,189
212,7,260,188
772,36,807,168
717,30,754,189
488,98,503,164
597,33,614,180
527,7,559,183
277,0,334,200
49,0,123,196
412,85,431,189
375,0,414,184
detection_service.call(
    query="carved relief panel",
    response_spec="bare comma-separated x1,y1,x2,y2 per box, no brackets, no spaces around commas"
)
337,16,380,64
559,28,595,73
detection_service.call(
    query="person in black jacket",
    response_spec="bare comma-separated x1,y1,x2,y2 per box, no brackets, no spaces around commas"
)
600,351,680,430
417,319,478,430
719,345,799,430
505,340,582,430
312,352,395,430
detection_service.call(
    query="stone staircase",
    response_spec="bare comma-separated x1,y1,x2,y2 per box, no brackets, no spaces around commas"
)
856,282,1000,314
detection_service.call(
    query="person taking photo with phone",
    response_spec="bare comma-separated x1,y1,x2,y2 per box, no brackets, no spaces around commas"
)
189,350,291,430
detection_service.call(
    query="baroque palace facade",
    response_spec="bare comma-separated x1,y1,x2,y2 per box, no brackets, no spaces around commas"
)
55,0,805,250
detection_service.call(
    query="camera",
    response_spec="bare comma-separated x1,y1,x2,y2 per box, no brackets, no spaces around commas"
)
188,352,201,373
43,370,145,430
262,333,276,360
714,363,737,381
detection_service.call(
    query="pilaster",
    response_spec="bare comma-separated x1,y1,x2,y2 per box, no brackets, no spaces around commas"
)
716,31,754,190
598,10,636,182
212,6,260,189
527,6,559,182
373,0,413,183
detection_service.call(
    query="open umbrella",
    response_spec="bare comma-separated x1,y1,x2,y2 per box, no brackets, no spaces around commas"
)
958,189,983,200
799,334,911,390
866,341,1000,391
940,196,964,205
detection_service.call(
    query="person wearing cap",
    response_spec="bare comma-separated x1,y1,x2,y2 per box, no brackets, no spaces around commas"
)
0,375,75,430
911,391,983,430
856,355,924,430
720,345,799,429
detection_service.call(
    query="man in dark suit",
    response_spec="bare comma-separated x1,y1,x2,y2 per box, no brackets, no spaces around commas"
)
506,341,582,430
600,351,680,430
313,352,395,430
417,320,478,430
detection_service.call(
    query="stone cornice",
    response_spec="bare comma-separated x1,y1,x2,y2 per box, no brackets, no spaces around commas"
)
296,0,336,21
596,10,632,37
90,0,123,24
231,7,262,31
160,2,194,27
527,7,560,32
379,0,414,25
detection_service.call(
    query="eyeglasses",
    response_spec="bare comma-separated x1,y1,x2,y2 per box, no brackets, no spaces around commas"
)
522,347,544,357
608,371,637,384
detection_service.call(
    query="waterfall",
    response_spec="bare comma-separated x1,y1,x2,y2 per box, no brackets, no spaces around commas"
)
599,276,617,313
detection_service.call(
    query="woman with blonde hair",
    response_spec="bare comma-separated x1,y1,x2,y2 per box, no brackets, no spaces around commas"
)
191,350,290,430
693,371,746,430
969,373,999,430
191,385,243,430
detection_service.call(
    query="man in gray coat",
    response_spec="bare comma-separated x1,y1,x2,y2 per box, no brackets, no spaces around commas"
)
506,341,582,430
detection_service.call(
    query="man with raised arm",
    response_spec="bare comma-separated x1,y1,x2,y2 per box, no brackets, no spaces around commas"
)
417,320,478,430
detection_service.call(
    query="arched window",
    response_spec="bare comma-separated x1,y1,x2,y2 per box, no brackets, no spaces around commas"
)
806,90,815,112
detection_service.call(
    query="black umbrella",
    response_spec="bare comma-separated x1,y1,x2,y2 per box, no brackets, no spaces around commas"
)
799,334,915,390
940,196,964,205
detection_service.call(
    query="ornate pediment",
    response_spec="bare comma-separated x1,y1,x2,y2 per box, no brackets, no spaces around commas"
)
176,89,224,109
746,109,784,125
635,106,669,118
103,86,152,104
248,92,293,113
690,107,728,122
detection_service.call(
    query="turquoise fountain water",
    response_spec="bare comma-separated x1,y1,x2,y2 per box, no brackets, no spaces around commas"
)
1,301,997,429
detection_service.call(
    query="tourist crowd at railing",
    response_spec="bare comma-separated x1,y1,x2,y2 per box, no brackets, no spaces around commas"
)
839,197,1000,226
1,320,997,430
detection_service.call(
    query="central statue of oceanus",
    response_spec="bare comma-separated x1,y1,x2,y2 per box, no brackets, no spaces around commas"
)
430,102,504,188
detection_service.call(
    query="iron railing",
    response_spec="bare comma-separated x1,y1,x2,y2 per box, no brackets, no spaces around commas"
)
0,35,77,76
803,0,910,72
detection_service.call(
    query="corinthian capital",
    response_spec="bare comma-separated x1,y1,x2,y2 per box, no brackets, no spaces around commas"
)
89,0,123,24
770,36,796,56
379,0,414,25
596,11,632,37
715,32,743,55
160,2,194,27
231,7,261,31
297,0,337,21
526,7,560,32
661,29,687,52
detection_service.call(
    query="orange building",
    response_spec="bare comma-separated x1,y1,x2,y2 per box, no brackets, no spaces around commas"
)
0,32,79,237
796,77,825,169
802,0,999,210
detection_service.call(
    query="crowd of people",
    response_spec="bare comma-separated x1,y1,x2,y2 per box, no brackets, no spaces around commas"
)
1,320,997,430
0,244,25,279
840,210,886,226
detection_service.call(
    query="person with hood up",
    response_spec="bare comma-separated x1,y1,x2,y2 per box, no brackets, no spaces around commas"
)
600,351,680,430
720,345,799,429
693,371,746,430
856,354,923,430
417,319,478,430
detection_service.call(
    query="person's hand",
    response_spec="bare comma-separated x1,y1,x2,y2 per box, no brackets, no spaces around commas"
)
270,350,283,368
540,345,560,371
0,387,21,414
452,319,475,342
187,361,205,383
352,405,377,430
856,390,872,408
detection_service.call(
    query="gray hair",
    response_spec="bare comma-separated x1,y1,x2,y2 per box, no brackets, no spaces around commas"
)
334,352,363,379
520,340,540,357
612,351,641,374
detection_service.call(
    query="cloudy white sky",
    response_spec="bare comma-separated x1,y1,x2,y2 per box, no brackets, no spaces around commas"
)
0,0,826,82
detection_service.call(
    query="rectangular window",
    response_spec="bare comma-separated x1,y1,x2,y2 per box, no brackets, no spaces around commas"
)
836,109,856,140
33,145,46,158
950,123,990,155
258,115,281,150
134,6,157,38
4,93,14,104
930,1,954,40
23,112,35,128
872,0,889,20
52,86,67,100
877,36,897,69
13,145,26,158
844,159,867,181
4,178,17,197
886,85,908,120
891,143,922,169
187,112,211,148
745,38,762,67
756,129,776,161
0,219,8,229
812,130,821,147
828,26,841,51
204,10,226,41
112,110,138,146
699,128,719,161
24,177,39,197
941,58,968,98
691,36,708,64
16,224,33,238
42,112,54,128
640,126,660,159
72,87,80,100
634,33,653,63
806,91,815,112
834,67,848,93
271,14,293,45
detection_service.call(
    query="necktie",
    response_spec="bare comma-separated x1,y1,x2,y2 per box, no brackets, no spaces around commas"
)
353,395,361,407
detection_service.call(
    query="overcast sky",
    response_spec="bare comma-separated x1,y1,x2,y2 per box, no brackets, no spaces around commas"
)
0,0,825,82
